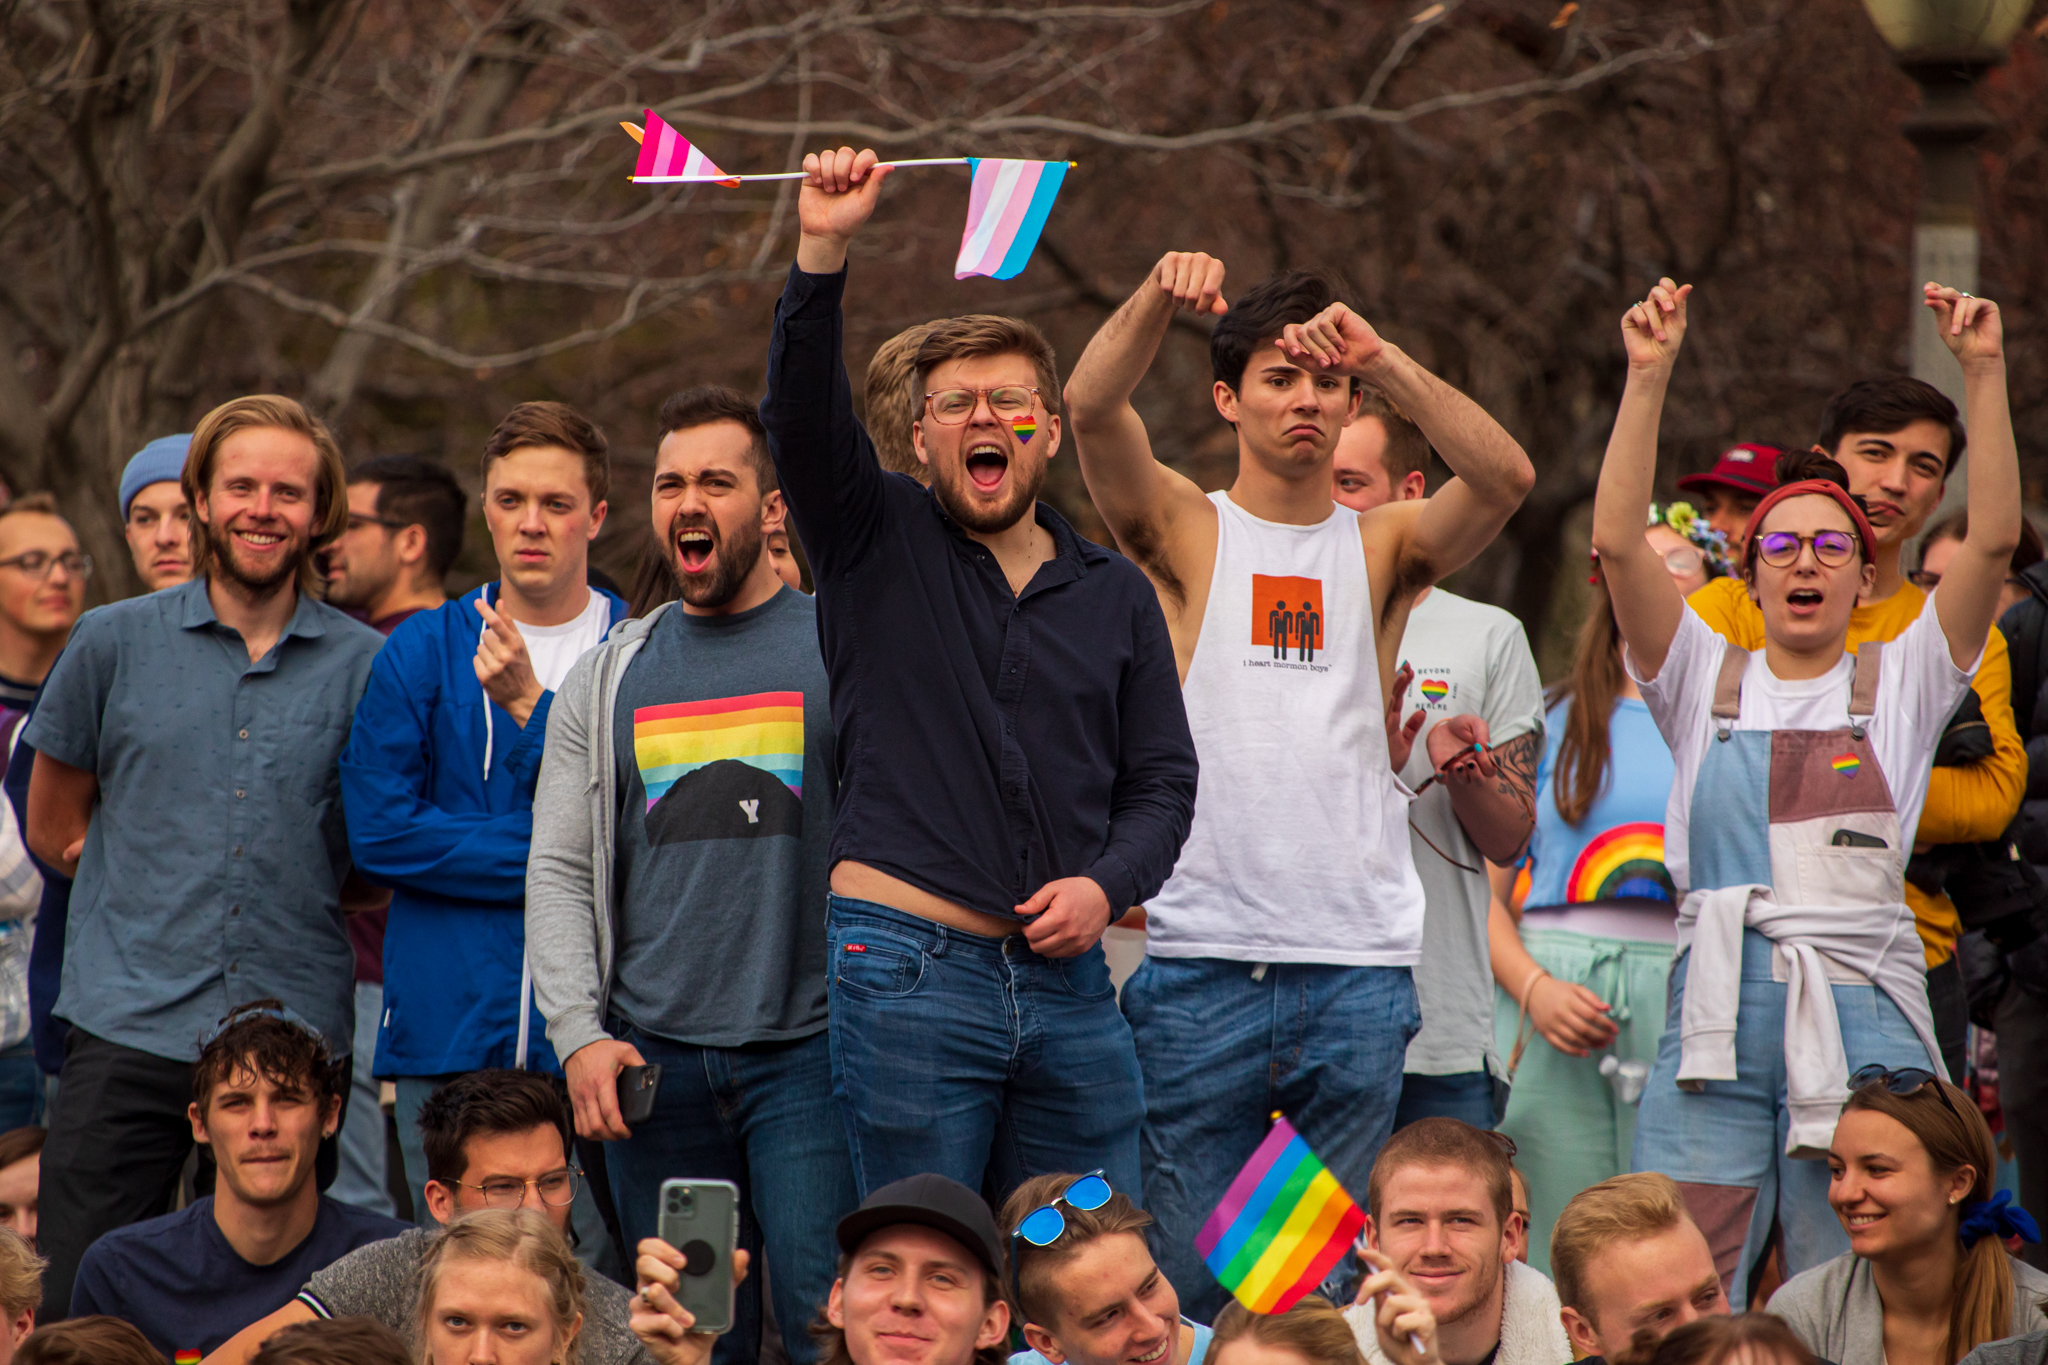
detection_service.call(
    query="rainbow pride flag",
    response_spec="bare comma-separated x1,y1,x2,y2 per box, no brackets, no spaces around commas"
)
1195,1117,1366,1314
635,110,739,186
954,158,1068,280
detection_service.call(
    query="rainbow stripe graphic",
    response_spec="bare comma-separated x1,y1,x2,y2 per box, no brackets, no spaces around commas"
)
634,110,739,186
1011,415,1038,443
1832,754,1862,777
1194,1116,1366,1315
1565,820,1674,903
634,692,803,809
954,159,1069,280
176,1353,201,1364
1418,678,1450,702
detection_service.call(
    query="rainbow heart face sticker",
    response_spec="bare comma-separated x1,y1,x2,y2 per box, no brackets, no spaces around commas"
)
1832,754,1861,777
1419,679,1449,703
1011,415,1038,443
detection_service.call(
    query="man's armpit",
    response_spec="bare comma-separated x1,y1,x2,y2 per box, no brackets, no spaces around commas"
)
1116,514,1187,610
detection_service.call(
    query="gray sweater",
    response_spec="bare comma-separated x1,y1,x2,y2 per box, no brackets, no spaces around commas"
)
525,604,672,1063
1770,1251,2048,1365
1964,1329,2048,1365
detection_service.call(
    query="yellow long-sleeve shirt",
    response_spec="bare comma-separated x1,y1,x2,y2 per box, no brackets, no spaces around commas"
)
1686,575,2025,965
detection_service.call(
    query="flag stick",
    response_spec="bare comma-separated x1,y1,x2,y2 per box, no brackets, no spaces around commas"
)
619,123,1076,183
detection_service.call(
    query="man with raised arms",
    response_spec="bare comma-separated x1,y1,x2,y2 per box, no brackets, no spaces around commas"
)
755,150,1198,1201
1063,252,1534,1315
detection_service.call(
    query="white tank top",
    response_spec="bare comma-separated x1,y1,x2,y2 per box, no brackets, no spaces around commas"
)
1144,492,1425,964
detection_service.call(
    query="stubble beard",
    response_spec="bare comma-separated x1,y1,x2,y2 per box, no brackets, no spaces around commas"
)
668,507,764,610
933,453,1045,536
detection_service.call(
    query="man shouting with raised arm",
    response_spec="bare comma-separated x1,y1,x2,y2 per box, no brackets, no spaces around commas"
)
1063,253,1535,1317
757,148,1199,1202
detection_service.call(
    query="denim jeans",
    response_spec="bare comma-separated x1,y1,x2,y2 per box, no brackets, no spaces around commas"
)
0,1039,43,1132
1392,1070,1497,1131
329,982,394,1217
825,896,1145,1200
605,1028,855,1365
1122,956,1419,1322
1631,930,1937,1303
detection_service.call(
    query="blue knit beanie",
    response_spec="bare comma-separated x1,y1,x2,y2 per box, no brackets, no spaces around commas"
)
119,434,191,520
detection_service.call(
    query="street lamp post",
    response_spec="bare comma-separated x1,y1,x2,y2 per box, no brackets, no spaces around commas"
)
1860,0,2027,405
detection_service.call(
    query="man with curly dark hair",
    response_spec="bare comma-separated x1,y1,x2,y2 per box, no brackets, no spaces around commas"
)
67,1002,404,1358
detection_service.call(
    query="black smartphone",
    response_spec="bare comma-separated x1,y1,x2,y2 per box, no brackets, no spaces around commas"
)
617,1063,662,1127
1831,829,1889,849
658,1179,740,1334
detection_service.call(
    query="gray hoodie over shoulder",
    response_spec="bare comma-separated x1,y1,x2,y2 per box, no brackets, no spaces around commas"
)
525,603,673,1062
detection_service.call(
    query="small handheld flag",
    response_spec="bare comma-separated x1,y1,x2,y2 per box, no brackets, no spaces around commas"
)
954,158,1069,281
1195,1115,1366,1316
634,110,739,187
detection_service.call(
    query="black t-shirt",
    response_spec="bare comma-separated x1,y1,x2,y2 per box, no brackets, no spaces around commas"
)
71,1195,407,1356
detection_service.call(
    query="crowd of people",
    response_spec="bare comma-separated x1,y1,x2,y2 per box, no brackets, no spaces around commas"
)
0,143,2036,1365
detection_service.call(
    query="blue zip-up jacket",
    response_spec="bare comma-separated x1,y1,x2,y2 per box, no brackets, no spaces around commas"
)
340,583,625,1077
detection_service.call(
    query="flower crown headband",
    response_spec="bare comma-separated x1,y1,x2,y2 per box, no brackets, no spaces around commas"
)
1587,500,1734,584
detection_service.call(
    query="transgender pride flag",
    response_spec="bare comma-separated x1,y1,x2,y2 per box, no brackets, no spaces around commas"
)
635,110,738,186
953,158,1069,280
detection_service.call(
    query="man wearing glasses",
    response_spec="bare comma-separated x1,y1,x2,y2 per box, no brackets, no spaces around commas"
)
0,494,89,714
321,455,462,634
758,148,1197,1201
205,1070,664,1365
69,1002,406,1357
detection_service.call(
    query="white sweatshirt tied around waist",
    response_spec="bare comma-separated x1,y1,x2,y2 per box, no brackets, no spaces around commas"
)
1674,883,1943,1158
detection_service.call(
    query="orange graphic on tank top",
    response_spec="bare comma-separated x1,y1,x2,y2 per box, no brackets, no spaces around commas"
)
1252,574,1324,662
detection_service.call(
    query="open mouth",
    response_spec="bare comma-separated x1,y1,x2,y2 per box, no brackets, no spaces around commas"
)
236,529,285,550
1786,587,1824,612
676,528,715,574
965,441,1009,492
1130,1338,1172,1364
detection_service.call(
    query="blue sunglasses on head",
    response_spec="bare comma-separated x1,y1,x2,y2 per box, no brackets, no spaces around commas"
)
1009,1172,1113,1307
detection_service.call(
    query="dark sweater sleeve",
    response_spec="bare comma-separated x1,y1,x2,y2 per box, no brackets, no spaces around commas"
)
759,263,886,583
1084,584,1199,912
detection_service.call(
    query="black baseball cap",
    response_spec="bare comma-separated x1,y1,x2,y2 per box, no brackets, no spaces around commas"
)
835,1173,1005,1279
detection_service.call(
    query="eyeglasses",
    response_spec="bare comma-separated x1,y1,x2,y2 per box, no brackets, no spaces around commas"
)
922,386,1041,426
1009,1171,1112,1307
451,1168,583,1209
1848,1064,1963,1124
1755,530,1859,569
0,551,92,582
347,512,410,532
1662,547,1704,579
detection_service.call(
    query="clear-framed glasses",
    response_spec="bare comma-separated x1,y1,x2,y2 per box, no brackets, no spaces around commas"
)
1755,529,1858,569
923,386,1040,426
1009,1171,1112,1305
1662,546,1704,579
453,1167,583,1209
347,512,409,533
0,550,92,582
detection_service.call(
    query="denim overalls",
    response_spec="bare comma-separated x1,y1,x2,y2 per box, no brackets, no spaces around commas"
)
1631,641,1941,1301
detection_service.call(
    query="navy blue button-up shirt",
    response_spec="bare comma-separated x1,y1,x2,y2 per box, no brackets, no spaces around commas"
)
760,264,1198,920
26,578,382,1061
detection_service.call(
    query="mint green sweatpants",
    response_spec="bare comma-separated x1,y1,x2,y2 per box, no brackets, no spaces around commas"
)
1493,927,1674,1275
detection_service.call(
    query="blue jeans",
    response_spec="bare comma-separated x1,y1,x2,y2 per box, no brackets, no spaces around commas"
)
605,1028,855,1365
329,982,394,1217
1123,957,1419,1321
0,1039,44,1131
1393,1070,1498,1130
1630,930,1937,1301
825,896,1145,1200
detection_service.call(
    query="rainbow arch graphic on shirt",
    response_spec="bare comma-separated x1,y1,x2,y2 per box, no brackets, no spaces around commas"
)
633,692,804,809
1565,820,1674,903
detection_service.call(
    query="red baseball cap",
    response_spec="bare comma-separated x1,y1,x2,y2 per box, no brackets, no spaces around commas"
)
1678,443,1782,499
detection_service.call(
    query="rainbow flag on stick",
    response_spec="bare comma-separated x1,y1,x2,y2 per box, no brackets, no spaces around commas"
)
1195,1116,1367,1315
633,110,739,186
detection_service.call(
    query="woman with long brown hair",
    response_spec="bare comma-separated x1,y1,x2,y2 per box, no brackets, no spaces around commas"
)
1488,504,1730,1274
1769,1071,2046,1365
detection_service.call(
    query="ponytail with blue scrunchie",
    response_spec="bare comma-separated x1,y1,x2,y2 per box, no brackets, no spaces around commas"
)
1958,1188,2042,1250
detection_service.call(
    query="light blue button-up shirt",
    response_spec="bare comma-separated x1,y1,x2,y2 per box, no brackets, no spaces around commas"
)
27,577,383,1061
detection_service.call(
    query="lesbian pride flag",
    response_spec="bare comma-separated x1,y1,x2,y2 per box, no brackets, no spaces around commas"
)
1195,1116,1366,1315
635,110,739,186
954,158,1068,280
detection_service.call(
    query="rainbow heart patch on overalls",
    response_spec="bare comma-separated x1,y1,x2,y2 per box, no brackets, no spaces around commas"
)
1831,754,1861,777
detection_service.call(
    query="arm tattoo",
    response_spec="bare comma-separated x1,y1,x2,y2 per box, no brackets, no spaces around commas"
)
1493,729,1541,814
